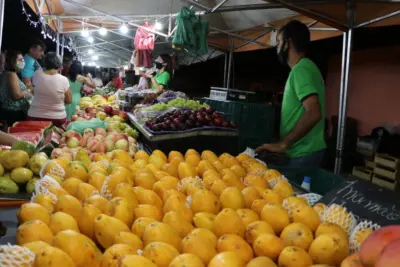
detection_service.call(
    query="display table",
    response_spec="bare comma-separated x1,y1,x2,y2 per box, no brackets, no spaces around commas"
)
128,113,239,155
0,207,18,245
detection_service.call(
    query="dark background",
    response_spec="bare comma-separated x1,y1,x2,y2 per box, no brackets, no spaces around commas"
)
3,0,400,96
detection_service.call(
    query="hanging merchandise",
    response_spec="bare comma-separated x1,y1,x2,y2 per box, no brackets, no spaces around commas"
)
135,49,153,69
173,7,209,54
134,22,156,50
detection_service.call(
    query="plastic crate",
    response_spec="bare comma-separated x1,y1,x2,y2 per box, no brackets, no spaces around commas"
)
270,166,345,195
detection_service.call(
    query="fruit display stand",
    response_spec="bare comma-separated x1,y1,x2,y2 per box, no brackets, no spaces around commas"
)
128,113,240,155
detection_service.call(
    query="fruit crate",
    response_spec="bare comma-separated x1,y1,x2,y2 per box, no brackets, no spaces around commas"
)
269,166,345,195
202,98,278,150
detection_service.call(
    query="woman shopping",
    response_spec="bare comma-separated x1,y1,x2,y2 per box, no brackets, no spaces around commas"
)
147,54,172,92
66,61,96,119
0,51,33,126
27,52,72,127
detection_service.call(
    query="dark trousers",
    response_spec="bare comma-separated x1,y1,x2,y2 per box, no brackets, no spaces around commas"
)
0,109,26,127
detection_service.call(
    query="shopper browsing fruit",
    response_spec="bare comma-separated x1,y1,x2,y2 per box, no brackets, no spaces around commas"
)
256,20,326,167
65,61,96,120
147,54,172,92
0,51,33,125
27,52,72,127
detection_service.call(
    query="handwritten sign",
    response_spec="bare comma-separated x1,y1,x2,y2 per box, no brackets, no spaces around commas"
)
319,178,400,226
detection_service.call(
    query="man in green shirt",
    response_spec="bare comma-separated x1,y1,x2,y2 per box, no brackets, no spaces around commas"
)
256,20,326,167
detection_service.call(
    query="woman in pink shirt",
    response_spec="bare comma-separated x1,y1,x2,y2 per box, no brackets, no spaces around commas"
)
27,52,72,127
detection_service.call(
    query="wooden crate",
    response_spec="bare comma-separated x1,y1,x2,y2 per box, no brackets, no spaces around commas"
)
374,164,399,181
366,160,376,169
352,166,373,181
374,154,400,170
372,174,398,191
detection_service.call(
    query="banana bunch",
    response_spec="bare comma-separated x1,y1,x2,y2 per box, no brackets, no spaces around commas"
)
79,97,94,109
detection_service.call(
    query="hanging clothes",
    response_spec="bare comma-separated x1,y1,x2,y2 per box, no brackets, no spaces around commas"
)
173,7,208,54
135,49,153,68
134,22,155,50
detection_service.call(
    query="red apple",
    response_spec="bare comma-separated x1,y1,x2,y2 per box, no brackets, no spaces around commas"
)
119,111,128,120
71,115,78,121
112,109,120,116
104,105,113,115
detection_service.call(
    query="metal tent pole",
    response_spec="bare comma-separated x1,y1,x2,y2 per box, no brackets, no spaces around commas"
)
0,0,5,53
334,1,355,174
334,32,348,174
223,53,228,87
227,51,233,89
56,33,60,56
61,36,65,61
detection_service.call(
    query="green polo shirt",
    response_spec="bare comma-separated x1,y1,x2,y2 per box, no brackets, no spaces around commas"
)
152,71,170,89
280,58,326,158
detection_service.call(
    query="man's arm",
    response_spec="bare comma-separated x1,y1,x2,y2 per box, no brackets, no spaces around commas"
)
281,95,321,148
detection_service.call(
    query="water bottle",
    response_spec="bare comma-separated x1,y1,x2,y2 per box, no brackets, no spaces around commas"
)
301,176,311,191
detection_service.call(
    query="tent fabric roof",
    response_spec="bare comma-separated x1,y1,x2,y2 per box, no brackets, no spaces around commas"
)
25,0,400,67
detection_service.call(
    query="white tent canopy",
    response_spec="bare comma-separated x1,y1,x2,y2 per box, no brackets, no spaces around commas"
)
28,0,303,67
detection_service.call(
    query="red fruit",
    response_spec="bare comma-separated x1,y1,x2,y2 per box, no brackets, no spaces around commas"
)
112,110,120,116
222,121,230,128
173,118,181,125
376,239,400,267
214,117,223,126
360,225,400,267
206,107,213,114
104,105,113,114
119,111,128,120
71,115,78,122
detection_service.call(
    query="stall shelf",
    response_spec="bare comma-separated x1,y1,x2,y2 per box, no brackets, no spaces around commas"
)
128,113,239,155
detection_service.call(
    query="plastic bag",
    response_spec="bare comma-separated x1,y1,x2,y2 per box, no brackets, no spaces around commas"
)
66,118,107,134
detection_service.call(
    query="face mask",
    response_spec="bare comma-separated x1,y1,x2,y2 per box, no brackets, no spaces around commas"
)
277,39,289,65
155,62,164,70
16,61,25,70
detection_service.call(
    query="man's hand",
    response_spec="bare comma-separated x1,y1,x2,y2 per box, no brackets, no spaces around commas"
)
256,142,288,153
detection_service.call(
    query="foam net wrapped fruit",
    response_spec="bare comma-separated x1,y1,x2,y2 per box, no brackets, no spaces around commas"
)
13,148,380,267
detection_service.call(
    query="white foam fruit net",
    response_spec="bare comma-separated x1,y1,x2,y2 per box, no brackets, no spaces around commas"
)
89,159,110,169
39,160,65,179
349,220,381,253
0,244,35,267
297,193,323,206
268,175,288,189
100,175,113,200
242,147,267,167
313,203,328,220
323,204,358,235
33,175,61,203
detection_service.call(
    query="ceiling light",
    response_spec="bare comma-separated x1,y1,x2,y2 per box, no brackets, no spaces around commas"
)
92,55,99,61
120,23,128,34
87,36,94,43
155,21,163,31
88,62,93,66
82,62,85,66
81,29,89,37
99,26,107,36
88,49,94,55
96,65,99,69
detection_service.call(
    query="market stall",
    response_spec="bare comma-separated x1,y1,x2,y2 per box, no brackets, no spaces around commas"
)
0,1,400,266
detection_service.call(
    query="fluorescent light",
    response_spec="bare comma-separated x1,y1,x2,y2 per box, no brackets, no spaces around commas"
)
81,29,89,37
87,36,94,43
120,23,128,34
155,21,163,30
92,55,99,61
88,49,94,55
96,65,99,69
99,26,107,36
88,62,94,66
82,62,85,66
